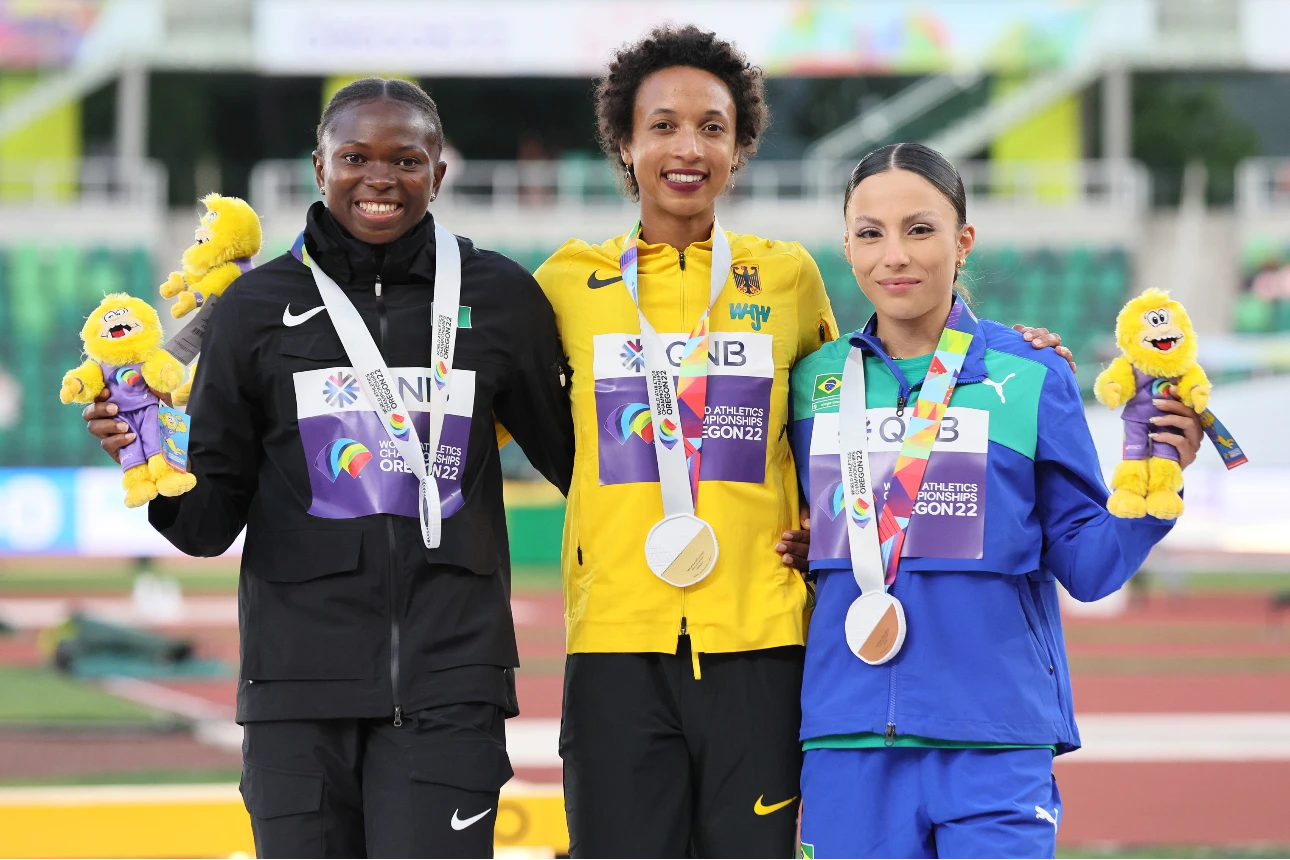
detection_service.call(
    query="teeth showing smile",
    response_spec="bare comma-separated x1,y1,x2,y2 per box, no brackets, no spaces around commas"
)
665,173,704,183
358,201,401,215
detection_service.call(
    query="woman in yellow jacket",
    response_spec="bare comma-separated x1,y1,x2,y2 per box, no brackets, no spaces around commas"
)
534,25,1071,857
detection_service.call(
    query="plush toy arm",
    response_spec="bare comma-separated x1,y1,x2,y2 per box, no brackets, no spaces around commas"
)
141,350,186,394
189,262,245,303
1177,363,1212,413
1093,356,1136,409
60,360,105,404
159,270,187,299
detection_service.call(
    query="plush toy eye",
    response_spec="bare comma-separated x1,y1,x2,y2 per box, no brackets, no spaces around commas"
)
1144,309,1169,327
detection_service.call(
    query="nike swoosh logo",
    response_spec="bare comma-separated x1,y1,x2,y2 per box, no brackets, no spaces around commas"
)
282,304,326,327
587,270,623,289
753,795,798,816
450,807,492,831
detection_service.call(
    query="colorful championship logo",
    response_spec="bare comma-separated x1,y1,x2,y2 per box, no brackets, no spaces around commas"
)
620,338,645,372
389,413,411,440
314,438,373,482
605,402,655,445
1151,378,1177,399
849,495,872,527
658,416,680,449
115,367,143,387
433,359,449,390
732,264,761,296
323,372,359,408
821,481,846,520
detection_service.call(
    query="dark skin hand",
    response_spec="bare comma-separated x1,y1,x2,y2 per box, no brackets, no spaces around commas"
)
774,325,1075,572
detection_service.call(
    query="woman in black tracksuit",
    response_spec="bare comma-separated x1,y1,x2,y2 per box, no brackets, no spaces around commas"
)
83,78,574,859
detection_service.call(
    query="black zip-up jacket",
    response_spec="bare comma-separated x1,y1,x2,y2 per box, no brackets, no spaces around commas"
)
149,203,574,723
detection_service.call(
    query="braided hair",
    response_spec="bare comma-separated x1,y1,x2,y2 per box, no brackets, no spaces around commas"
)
316,78,444,152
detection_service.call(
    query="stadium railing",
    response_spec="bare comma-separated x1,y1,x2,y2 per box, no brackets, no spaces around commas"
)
251,157,1150,212
0,157,167,208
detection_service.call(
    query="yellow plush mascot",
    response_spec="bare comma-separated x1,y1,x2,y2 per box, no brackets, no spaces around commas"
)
160,193,262,406
159,193,262,319
1093,288,1211,520
60,294,197,507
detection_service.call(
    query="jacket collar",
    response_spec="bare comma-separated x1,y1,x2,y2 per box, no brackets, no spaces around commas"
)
847,294,988,399
302,201,437,288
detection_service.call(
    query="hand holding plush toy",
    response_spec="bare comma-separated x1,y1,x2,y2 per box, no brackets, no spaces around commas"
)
158,192,261,320
60,294,197,507
1094,288,1211,520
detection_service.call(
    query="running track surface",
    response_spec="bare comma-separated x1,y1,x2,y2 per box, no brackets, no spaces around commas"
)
3,590,1289,846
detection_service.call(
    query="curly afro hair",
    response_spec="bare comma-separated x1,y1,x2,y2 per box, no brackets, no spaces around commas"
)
595,25,769,201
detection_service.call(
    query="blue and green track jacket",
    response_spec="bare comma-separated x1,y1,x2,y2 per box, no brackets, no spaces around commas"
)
790,316,1174,752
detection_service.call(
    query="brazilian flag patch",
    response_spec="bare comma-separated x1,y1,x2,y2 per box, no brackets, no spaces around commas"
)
811,373,842,412
799,842,815,859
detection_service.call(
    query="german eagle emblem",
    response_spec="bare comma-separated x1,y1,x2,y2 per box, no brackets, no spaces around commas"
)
732,264,761,296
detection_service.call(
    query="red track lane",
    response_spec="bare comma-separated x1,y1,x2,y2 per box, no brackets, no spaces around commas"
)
1073,674,1290,712
1054,761,1290,844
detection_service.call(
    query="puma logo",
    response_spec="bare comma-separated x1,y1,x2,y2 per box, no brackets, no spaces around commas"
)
983,373,1016,403
1035,805,1059,826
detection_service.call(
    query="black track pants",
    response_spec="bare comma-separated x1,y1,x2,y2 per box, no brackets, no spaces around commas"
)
240,703,512,858
560,637,804,858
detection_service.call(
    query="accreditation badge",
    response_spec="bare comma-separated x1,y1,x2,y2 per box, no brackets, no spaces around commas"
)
844,591,906,665
644,513,719,587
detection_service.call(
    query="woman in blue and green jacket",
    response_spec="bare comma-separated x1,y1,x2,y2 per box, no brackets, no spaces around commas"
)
789,144,1202,859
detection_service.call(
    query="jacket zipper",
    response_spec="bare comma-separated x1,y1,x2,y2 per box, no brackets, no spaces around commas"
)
885,665,897,746
374,266,403,727
678,246,688,642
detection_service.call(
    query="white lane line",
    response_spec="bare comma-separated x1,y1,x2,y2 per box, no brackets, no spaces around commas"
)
508,718,561,768
1061,713,1290,763
99,676,242,752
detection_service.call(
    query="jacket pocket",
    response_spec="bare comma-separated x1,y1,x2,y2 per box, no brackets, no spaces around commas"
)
1016,576,1054,672
258,528,363,583
242,528,376,681
409,746,513,793
240,762,323,819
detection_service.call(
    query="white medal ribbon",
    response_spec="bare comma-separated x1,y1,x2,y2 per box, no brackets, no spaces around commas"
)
628,222,732,586
838,344,906,664
303,221,462,549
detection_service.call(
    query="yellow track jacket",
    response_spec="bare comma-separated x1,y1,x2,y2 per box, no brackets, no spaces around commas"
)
535,227,837,658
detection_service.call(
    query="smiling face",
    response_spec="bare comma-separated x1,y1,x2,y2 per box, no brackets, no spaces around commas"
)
843,168,975,327
312,98,447,244
1138,306,1185,353
1116,288,1198,377
619,66,739,225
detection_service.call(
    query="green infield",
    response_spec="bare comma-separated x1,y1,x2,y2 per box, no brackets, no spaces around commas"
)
0,666,168,726
0,563,238,595
0,768,242,787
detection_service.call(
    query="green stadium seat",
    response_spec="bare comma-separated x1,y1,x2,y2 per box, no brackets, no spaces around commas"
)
0,244,157,466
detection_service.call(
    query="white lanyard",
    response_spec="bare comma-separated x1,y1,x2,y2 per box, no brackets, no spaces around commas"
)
302,222,462,549
838,346,886,595
625,222,732,518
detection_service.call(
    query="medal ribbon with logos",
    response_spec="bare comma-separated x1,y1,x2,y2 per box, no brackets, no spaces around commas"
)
837,295,978,663
619,220,732,586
